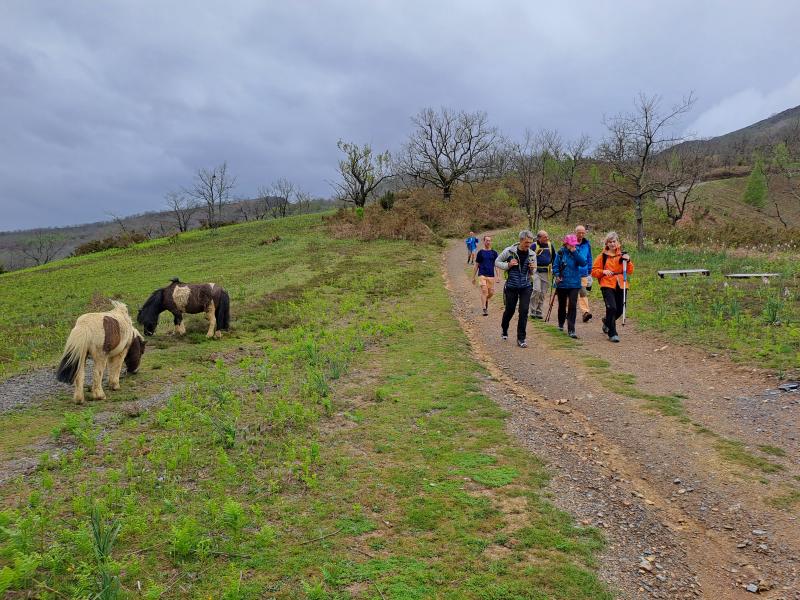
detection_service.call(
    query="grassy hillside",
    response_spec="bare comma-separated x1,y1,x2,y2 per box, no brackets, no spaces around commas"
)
0,215,611,598
688,176,800,229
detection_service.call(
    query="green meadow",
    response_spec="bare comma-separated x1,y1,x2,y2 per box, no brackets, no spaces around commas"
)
0,215,611,598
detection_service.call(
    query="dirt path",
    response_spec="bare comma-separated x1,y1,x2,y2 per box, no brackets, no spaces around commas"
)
444,240,800,599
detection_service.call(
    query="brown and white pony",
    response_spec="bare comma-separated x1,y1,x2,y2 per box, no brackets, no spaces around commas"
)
137,278,230,338
56,301,146,403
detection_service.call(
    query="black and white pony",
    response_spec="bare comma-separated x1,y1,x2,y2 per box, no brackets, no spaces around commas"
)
137,278,230,338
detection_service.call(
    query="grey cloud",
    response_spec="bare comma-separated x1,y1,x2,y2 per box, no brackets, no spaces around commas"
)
2,0,800,230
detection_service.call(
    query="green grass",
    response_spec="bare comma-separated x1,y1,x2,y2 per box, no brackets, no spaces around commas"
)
758,444,787,457
713,438,783,474
0,215,611,598
767,488,800,510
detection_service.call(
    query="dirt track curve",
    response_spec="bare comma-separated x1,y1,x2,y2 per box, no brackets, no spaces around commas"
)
444,239,800,599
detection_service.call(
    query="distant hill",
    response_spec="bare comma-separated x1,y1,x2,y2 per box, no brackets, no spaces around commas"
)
676,104,800,165
0,197,337,271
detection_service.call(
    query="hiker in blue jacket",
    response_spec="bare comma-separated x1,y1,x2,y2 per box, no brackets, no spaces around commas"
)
552,233,587,339
575,225,593,323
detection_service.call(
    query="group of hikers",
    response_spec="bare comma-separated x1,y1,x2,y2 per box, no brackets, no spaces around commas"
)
467,227,633,348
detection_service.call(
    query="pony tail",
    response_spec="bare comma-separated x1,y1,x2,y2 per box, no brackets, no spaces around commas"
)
56,327,89,384
216,290,231,331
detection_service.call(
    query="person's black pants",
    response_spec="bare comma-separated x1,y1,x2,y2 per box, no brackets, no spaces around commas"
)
601,286,625,337
556,288,580,332
502,286,532,341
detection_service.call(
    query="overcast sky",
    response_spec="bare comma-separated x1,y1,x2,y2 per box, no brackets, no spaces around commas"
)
2,1,799,231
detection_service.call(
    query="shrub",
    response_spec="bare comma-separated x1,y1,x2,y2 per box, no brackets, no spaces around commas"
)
327,181,520,243
73,232,148,256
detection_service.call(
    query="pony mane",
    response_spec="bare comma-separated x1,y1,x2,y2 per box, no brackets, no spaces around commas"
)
137,288,164,335
170,277,182,284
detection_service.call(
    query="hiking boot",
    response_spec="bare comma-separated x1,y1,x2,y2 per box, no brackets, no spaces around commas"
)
582,312,592,323
602,319,609,334
568,331,578,339
609,335,620,343
501,332,508,340
517,339,528,348
482,307,488,316
531,313,542,320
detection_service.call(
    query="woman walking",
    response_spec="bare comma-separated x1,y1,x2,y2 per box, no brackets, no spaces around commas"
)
552,234,587,338
591,231,633,343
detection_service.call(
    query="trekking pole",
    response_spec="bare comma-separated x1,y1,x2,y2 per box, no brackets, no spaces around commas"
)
544,277,557,322
622,259,628,326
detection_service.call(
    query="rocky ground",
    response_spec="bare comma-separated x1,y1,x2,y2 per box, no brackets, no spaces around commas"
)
444,240,800,599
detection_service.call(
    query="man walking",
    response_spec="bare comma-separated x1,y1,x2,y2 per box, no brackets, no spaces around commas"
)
472,235,499,316
529,230,555,319
495,230,535,348
575,225,593,322
465,231,479,264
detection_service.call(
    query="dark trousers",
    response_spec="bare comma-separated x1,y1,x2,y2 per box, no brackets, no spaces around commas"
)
601,286,625,337
556,288,580,332
502,285,532,341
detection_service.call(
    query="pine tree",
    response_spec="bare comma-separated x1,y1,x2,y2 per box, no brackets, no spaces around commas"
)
743,155,768,208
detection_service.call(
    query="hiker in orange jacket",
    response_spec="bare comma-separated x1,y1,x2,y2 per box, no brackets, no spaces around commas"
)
591,231,633,343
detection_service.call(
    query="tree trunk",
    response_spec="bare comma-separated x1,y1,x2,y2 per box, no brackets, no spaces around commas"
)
443,185,452,201
634,195,645,251
527,209,533,231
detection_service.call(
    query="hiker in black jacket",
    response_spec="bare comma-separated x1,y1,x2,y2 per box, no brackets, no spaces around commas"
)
495,230,535,348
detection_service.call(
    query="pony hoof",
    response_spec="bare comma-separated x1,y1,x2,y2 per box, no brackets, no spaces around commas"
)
111,384,120,391
74,397,85,404
214,331,222,339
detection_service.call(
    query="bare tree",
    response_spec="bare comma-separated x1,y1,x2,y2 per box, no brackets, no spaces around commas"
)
19,232,68,265
106,212,130,235
187,162,237,229
295,190,312,214
165,191,199,232
479,138,514,181
267,178,295,218
399,107,498,200
655,149,704,226
333,140,392,208
560,134,592,223
597,93,695,250
510,129,562,230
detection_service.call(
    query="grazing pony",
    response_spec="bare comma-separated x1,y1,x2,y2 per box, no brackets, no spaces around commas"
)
137,278,230,338
56,301,146,403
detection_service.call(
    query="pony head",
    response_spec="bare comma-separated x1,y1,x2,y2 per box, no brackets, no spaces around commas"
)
137,289,163,335
125,330,146,373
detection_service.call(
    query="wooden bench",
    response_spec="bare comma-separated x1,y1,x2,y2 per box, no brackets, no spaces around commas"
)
657,269,710,279
724,273,781,279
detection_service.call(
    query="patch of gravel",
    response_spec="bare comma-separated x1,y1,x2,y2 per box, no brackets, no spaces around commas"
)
0,368,69,413
484,377,700,599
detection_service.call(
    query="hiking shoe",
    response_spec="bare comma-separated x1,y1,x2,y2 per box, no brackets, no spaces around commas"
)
501,332,508,340
602,320,609,334
531,313,542,320
609,335,620,343
568,331,578,339
482,307,488,316
517,339,528,348
582,312,593,323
